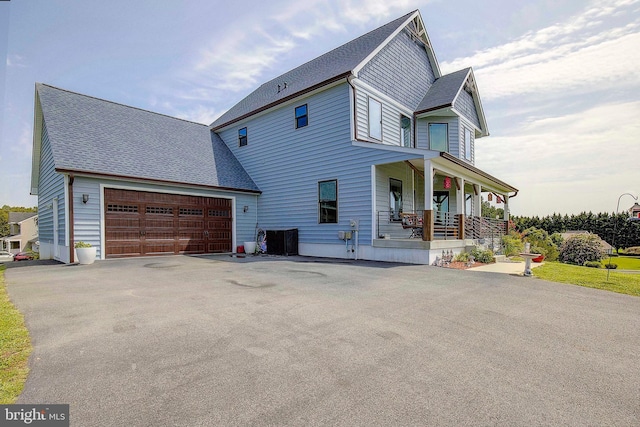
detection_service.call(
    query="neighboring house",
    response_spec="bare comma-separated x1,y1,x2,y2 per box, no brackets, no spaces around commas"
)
2,212,38,254
30,10,517,264
629,203,640,219
561,231,613,255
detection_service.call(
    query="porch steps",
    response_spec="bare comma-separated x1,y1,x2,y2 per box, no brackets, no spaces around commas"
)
493,255,508,263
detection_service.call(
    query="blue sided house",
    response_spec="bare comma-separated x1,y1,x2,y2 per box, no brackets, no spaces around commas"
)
30,10,517,264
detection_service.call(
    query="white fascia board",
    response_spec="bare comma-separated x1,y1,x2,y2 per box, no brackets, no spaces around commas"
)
352,79,415,116
352,11,419,77
415,10,442,78
212,79,348,133
431,158,512,194
30,89,43,195
453,68,489,137
450,108,482,134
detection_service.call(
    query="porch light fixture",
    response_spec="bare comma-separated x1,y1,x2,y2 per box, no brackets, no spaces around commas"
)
82,194,89,204
243,205,249,213
607,192,638,281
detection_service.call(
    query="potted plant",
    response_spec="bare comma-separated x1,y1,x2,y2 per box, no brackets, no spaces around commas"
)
75,241,96,265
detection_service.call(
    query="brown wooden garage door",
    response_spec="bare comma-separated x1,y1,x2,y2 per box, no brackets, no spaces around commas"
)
104,188,232,258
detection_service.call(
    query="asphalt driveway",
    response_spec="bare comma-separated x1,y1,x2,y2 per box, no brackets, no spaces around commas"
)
6,255,640,426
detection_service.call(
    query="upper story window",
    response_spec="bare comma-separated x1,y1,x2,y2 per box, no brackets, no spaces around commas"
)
318,180,338,224
295,104,308,128
368,97,382,141
400,115,411,147
238,127,247,147
428,123,448,152
464,128,472,160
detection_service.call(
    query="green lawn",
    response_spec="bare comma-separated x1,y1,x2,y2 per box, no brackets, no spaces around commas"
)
0,265,32,403
603,256,640,270
533,262,640,297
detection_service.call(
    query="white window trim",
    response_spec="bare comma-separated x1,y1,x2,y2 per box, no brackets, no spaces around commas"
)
368,96,383,141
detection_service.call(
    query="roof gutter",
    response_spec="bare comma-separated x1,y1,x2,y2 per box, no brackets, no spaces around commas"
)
414,103,453,116
211,72,353,132
438,152,518,193
55,168,262,195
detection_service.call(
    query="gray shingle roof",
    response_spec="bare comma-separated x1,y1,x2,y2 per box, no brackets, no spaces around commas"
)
8,212,37,223
415,68,470,113
37,84,260,193
211,11,416,130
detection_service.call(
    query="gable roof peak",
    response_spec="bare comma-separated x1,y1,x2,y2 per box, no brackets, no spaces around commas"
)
211,10,435,130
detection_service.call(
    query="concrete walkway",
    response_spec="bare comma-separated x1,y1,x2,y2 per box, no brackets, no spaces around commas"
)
468,260,544,275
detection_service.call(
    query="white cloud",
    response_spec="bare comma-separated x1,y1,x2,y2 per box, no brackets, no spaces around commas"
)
9,124,32,155
477,101,640,215
193,29,296,93
176,0,419,101
174,104,222,125
6,54,26,67
442,0,640,100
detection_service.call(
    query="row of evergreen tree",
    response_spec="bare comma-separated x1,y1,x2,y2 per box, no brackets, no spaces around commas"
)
511,212,640,251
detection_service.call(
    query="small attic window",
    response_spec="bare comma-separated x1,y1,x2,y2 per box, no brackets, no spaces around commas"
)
295,104,308,128
238,127,247,147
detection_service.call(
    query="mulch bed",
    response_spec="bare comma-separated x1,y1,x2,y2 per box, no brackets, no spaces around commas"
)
441,261,489,270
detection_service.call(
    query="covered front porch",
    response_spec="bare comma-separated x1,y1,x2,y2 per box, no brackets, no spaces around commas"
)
372,152,517,257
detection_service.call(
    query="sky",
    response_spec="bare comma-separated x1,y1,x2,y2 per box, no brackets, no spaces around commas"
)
0,0,638,216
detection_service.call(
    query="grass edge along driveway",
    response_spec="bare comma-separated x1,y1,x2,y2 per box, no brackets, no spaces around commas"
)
533,261,640,297
0,265,32,403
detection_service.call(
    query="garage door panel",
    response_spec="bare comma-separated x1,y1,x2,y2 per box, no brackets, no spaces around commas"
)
107,243,142,257
208,243,231,252
105,188,232,258
179,242,206,253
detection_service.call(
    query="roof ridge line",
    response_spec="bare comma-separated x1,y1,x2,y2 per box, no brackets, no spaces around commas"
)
36,83,209,127
256,10,417,90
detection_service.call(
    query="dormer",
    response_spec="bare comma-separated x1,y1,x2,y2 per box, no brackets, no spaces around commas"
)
415,68,487,164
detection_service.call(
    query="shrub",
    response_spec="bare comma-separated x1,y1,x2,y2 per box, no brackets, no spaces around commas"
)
74,241,92,248
550,233,564,247
584,261,601,268
624,247,640,255
559,234,605,265
604,263,618,269
454,252,470,262
471,246,494,264
521,227,559,261
501,231,524,257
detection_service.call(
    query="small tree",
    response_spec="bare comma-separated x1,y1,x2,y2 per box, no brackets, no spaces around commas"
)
521,227,559,261
559,234,605,265
501,230,524,256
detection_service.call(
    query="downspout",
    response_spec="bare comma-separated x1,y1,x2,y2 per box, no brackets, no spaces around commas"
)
68,173,75,263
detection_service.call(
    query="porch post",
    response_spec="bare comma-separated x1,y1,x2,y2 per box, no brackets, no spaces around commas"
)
503,195,510,221
456,178,465,214
424,159,433,211
423,159,434,241
474,184,481,217
503,194,510,234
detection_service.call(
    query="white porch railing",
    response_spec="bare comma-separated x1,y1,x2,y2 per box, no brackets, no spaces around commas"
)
376,211,423,239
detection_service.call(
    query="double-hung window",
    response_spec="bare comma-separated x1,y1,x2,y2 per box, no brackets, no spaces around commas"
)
428,123,448,152
318,180,338,223
464,128,472,160
400,115,411,147
295,104,308,128
368,97,382,141
238,127,247,147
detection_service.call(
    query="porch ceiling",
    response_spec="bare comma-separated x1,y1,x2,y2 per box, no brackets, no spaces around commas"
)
406,153,518,195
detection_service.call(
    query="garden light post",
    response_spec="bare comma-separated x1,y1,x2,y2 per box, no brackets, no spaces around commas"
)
608,192,638,281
